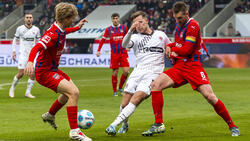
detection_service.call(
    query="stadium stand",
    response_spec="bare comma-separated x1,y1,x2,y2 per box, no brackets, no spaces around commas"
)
34,0,208,34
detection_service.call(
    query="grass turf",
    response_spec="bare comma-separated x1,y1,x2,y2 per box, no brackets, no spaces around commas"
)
0,67,249,141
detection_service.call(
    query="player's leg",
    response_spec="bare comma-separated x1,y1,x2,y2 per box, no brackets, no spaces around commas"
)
118,67,129,94
9,69,24,98
24,74,36,98
197,84,240,136
118,92,132,133
118,54,130,94
142,73,175,136
112,69,119,96
57,79,92,140
42,94,67,130
106,91,148,136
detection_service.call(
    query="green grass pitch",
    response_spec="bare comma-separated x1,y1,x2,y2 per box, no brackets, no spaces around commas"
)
0,67,249,141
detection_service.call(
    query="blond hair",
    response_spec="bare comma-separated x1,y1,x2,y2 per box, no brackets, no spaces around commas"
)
55,2,78,23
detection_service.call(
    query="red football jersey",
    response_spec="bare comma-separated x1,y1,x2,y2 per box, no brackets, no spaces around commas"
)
31,22,80,71
171,18,202,63
98,24,128,54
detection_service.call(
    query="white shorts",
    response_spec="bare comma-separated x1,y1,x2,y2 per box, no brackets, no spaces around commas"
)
17,53,29,69
124,69,160,95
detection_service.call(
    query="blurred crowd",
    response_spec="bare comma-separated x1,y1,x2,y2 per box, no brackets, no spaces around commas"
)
34,0,208,34
234,0,250,13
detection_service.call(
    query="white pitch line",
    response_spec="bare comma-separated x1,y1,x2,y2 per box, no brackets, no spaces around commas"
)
0,78,109,90
0,82,26,90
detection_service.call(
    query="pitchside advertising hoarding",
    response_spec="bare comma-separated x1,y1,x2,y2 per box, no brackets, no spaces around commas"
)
0,38,249,68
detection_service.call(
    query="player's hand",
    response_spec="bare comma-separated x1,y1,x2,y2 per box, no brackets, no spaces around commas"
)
126,48,130,51
130,21,139,32
12,51,16,61
24,62,34,77
78,19,88,28
96,51,101,57
165,47,171,59
171,52,178,57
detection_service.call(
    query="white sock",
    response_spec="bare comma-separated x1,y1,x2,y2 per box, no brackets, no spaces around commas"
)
120,105,129,125
71,128,80,132
111,102,136,127
11,76,19,89
25,79,34,95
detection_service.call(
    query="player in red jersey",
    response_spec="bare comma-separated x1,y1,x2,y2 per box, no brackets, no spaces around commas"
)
96,13,129,96
24,2,91,141
142,1,240,137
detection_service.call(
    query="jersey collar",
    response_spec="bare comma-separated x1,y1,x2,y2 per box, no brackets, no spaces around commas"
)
112,24,120,28
54,22,65,32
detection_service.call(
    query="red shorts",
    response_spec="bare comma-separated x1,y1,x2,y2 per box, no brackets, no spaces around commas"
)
110,53,129,69
35,69,71,93
164,62,210,90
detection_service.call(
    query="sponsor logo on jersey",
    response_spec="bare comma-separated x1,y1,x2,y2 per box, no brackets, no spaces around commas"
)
175,43,182,48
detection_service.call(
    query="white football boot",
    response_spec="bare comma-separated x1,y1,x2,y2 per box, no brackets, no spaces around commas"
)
9,87,14,98
25,93,36,98
42,112,58,130
69,128,92,141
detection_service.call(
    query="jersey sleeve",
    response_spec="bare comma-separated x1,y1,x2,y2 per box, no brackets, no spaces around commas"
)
163,32,171,46
124,25,128,34
38,31,57,50
127,34,137,48
65,26,80,34
14,26,20,38
36,28,41,39
171,22,199,56
103,27,109,39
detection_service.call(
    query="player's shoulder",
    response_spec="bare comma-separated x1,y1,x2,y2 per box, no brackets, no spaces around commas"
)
189,19,200,28
32,25,40,30
154,30,165,35
16,25,24,30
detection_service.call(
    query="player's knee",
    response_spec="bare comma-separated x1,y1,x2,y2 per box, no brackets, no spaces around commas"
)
69,87,79,99
151,83,161,91
206,93,217,104
17,72,24,79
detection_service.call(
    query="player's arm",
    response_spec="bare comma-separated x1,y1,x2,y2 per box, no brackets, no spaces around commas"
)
25,43,44,77
12,27,20,61
171,24,199,56
65,19,88,34
96,28,109,57
122,21,138,48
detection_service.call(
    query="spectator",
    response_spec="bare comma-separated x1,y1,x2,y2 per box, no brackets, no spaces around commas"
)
225,23,236,37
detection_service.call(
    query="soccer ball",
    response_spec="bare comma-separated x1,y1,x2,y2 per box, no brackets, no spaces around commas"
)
77,110,95,129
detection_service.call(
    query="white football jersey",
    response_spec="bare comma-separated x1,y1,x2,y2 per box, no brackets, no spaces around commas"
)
14,25,40,55
128,30,171,73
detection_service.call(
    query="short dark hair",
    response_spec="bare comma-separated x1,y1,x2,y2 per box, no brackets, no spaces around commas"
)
172,1,189,14
111,13,120,18
130,11,147,21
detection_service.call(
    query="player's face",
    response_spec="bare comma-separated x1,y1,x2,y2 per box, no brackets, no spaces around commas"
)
112,16,120,26
173,11,189,26
133,15,148,33
25,14,33,25
63,16,76,28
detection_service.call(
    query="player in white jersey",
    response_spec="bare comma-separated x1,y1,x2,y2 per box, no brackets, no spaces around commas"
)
9,13,41,98
105,11,171,136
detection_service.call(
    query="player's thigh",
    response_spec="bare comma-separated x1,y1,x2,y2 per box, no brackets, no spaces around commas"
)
121,67,129,74
151,73,174,91
57,79,79,97
120,54,130,69
17,54,28,69
124,71,140,94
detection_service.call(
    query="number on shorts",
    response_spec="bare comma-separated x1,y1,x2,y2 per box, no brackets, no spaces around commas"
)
200,72,207,81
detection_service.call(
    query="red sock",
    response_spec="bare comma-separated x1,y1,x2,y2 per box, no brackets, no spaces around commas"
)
48,99,65,116
118,74,127,89
213,99,236,128
112,75,117,92
67,106,79,129
152,91,164,124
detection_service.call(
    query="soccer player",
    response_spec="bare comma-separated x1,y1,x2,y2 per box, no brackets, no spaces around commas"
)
142,1,240,137
96,13,129,96
9,13,41,98
24,3,91,141
105,11,171,136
